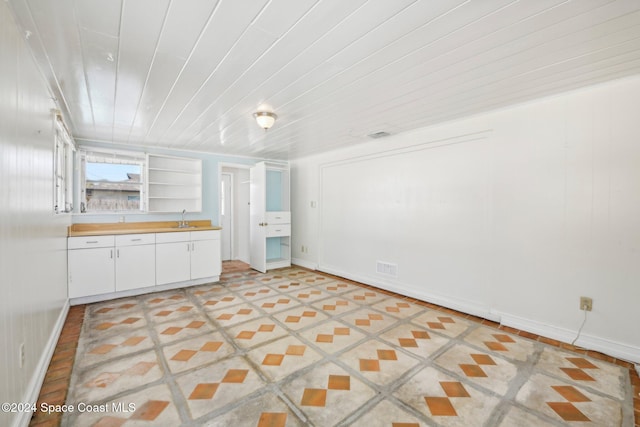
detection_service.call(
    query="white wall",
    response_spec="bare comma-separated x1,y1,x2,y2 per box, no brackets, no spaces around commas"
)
291,75,640,363
0,3,70,426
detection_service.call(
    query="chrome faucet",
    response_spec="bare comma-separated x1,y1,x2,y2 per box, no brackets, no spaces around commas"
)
178,209,189,228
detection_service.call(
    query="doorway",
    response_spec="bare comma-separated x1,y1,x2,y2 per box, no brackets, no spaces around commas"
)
220,173,232,260
219,164,250,263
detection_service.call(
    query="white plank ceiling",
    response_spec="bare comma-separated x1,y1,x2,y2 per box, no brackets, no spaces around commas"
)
9,0,640,160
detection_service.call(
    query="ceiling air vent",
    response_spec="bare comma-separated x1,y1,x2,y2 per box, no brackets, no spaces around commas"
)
367,131,391,139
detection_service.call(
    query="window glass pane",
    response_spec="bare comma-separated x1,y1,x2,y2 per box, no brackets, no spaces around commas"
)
85,161,143,212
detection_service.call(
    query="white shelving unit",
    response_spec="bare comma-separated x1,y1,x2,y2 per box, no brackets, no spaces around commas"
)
250,161,291,272
147,154,202,212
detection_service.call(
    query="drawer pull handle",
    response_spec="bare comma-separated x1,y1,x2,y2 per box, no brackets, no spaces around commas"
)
131,238,142,241
275,229,281,232
87,240,98,244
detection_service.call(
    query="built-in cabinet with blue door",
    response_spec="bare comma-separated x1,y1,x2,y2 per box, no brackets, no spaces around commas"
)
250,161,291,273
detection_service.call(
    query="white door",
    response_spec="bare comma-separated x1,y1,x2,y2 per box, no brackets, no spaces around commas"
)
250,162,267,272
220,173,232,260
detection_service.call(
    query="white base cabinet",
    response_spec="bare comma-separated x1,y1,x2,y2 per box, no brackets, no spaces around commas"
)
68,245,115,298
68,230,221,302
115,234,156,291
156,230,221,285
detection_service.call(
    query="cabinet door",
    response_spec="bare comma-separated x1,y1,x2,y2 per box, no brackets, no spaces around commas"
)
191,239,221,280
116,245,156,291
68,248,115,298
156,242,190,285
250,162,267,273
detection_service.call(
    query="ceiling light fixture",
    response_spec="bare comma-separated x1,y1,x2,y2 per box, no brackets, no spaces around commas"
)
253,111,277,130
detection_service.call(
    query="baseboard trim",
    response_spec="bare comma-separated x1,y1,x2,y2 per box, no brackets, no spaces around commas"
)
499,312,640,364
69,275,220,306
319,264,640,364
292,258,318,270
318,264,500,323
13,300,69,427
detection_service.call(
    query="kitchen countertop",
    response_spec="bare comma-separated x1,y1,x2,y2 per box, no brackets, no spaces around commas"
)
68,220,221,237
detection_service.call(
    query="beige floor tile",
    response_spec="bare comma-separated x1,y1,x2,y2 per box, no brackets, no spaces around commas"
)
60,267,634,427
208,304,262,327
395,367,499,427
147,300,199,324
162,332,234,374
379,323,449,360
153,317,214,345
202,392,307,426
70,350,163,403
338,339,420,386
175,356,265,420
370,299,426,319
498,406,557,427
516,373,624,425
198,294,245,311
252,295,303,314
269,279,313,294
226,317,289,349
316,280,362,295
411,311,471,338
272,306,330,331
298,320,367,355
349,399,427,427
311,297,358,315
236,285,281,301
289,288,334,303
84,311,147,341
342,289,390,306
464,326,534,362
434,344,518,396
88,297,141,317
281,362,376,427
77,329,154,369
535,348,627,400
141,290,188,308
65,384,180,426
342,308,401,334
247,335,324,381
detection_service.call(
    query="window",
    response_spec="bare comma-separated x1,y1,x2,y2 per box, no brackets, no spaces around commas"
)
79,149,146,213
54,115,75,214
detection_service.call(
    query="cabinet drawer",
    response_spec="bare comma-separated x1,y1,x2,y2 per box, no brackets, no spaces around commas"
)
266,211,290,224
190,230,220,241
115,233,155,246
266,224,290,237
68,235,115,249
155,231,190,244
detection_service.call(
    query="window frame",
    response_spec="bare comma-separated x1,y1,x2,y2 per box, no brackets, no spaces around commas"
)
78,148,147,214
53,115,75,214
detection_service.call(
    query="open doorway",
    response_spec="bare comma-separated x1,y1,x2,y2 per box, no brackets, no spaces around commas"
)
219,164,250,263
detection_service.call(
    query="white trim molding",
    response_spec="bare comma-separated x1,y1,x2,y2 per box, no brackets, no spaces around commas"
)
13,301,70,427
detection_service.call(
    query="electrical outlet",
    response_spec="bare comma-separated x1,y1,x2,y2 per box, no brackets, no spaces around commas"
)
580,296,593,311
19,343,25,368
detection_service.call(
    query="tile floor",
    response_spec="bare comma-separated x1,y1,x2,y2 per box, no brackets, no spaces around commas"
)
31,263,640,426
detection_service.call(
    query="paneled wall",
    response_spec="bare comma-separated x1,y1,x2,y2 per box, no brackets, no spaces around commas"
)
291,75,640,363
0,3,70,427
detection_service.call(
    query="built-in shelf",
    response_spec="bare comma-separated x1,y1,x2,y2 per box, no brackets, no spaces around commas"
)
147,154,202,213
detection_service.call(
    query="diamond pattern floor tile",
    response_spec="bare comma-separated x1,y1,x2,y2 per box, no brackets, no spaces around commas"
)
515,373,624,426
395,367,499,425
58,266,635,427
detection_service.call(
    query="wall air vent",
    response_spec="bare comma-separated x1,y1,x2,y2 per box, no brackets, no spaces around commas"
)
367,131,391,139
376,261,398,277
